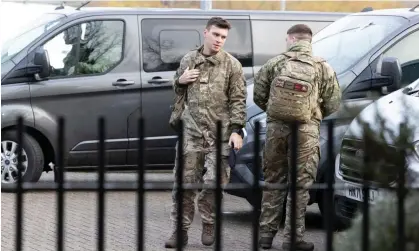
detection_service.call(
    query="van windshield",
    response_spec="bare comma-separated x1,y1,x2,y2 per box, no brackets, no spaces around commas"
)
1,13,65,64
312,15,408,75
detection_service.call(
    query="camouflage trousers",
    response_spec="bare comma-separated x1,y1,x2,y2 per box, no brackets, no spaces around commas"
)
170,137,231,231
259,121,320,242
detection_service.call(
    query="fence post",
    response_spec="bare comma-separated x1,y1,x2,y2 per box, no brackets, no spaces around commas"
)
397,122,407,251
252,121,261,250
57,117,65,251
325,120,335,251
215,120,222,250
137,117,145,251
361,123,370,251
290,121,298,251
16,116,24,251
98,117,106,251
176,119,184,251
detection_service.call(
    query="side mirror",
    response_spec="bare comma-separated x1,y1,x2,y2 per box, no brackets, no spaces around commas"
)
33,47,51,80
2,47,51,85
374,56,402,93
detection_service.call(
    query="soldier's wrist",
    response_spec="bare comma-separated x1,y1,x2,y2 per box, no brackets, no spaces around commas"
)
175,79,188,87
231,126,244,138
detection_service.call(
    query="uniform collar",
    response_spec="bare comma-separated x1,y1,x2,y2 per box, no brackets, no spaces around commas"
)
287,40,312,54
194,45,223,66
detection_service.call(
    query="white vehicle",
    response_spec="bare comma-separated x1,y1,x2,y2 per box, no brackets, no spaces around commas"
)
334,67,419,226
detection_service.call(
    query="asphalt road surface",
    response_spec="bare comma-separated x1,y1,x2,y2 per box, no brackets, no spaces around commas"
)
2,171,331,251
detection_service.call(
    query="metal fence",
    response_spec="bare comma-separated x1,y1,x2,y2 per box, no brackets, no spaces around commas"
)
2,116,409,251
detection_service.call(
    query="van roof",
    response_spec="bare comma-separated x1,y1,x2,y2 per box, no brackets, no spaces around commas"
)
50,6,348,19
352,7,419,19
49,6,419,22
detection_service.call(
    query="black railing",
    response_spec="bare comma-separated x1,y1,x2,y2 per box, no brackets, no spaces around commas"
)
2,116,410,251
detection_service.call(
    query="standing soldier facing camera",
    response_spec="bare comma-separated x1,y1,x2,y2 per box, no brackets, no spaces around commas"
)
165,17,247,248
254,24,341,250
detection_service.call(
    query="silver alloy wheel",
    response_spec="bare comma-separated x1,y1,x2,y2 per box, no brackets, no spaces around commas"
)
1,140,28,183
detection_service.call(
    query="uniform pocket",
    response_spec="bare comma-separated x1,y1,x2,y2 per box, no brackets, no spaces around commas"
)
303,146,320,181
199,71,209,84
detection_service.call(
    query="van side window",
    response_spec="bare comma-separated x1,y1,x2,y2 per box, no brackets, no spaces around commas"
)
43,20,124,78
160,30,201,64
382,29,419,87
141,18,252,72
252,20,333,66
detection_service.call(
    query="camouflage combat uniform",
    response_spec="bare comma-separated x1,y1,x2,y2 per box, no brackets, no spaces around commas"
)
167,45,246,246
53,40,112,77
253,40,341,246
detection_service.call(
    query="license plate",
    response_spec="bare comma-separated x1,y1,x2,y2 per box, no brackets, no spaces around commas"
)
345,184,379,204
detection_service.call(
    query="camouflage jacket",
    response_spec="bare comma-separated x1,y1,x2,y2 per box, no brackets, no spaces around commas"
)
60,44,112,76
253,40,341,125
173,46,247,152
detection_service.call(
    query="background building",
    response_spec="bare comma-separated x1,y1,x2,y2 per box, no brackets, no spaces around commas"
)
3,0,419,12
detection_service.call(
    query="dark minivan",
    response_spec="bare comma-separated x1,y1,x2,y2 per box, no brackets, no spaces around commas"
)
1,6,344,183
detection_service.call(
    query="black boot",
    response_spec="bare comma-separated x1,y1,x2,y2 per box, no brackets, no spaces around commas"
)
164,230,188,248
259,232,275,249
282,240,314,251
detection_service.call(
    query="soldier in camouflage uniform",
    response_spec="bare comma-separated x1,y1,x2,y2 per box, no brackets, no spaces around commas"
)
52,23,114,76
254,24,341,250
165,17,247,248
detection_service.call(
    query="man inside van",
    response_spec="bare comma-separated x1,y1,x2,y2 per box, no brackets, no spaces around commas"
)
253,24,341,250
165,17,247,248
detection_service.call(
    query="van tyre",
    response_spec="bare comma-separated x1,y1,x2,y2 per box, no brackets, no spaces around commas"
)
1,131,44,184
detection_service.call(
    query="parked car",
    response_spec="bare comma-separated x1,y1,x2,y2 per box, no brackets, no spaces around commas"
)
333,71,419,227
227,6,419,224
1,6,346,183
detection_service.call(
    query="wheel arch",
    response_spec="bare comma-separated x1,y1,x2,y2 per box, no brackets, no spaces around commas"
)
2,125,56,172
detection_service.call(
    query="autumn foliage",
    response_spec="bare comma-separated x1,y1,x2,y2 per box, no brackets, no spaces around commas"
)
88,1,417,12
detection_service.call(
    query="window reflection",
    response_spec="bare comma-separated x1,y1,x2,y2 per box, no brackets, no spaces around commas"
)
42,20,124,78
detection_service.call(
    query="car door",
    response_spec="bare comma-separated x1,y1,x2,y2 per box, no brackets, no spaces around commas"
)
28,15,141,168
126,15,252,169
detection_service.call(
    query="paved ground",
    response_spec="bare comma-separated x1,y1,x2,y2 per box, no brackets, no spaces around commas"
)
2,171,331,251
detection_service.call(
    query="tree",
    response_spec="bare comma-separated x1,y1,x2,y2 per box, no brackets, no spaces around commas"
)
334,91,419,251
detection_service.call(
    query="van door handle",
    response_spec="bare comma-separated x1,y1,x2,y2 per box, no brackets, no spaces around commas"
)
148,78,170,84
112,79,135,86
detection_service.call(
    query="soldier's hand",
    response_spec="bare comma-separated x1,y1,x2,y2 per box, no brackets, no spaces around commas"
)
229,133,243,150
179,67,200,85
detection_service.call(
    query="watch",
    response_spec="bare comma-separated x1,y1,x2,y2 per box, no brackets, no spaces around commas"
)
232,128,243,138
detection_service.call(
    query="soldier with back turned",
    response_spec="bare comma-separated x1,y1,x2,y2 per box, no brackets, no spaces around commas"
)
253,24,341,250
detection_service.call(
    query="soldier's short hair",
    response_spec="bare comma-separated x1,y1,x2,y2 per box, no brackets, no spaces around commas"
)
287,24,313,41
206,17,231,30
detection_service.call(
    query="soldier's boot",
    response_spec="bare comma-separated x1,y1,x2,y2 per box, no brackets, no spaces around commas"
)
164,230,188,249
259,233,274,249
282,240,314,251
201,223,214,246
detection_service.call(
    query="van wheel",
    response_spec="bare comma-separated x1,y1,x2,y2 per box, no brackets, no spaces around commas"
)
1,131,44,184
